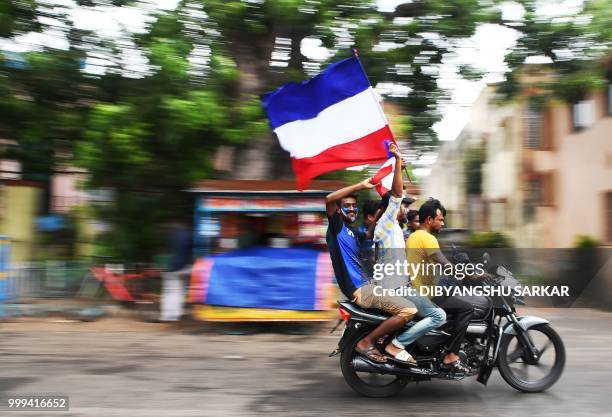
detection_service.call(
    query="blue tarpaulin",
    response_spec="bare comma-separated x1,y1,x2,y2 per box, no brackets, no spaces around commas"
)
192,247,332,311
0,236,10,303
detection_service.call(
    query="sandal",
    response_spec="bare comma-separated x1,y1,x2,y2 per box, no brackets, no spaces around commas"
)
355,346,387,364
442,359,471,374
384,346,418,366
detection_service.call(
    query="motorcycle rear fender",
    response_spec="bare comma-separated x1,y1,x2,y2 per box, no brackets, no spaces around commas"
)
503,316,550,335
337,321,365,353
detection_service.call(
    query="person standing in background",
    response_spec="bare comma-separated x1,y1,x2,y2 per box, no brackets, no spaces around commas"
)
159,219,193,322
403,209,420,240
399,198,415,239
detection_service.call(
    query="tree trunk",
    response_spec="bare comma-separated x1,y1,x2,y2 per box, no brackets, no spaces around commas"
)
228,32,295,181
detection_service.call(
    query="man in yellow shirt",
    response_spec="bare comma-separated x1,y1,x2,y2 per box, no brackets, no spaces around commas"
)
406,198,473,373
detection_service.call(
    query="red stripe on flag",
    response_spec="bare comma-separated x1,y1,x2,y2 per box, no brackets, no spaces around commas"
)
375,182,390,197
291,125,396,190
372,157,395,197
371,162,393,185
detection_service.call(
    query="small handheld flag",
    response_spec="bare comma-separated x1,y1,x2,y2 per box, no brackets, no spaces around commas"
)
371,156,396,197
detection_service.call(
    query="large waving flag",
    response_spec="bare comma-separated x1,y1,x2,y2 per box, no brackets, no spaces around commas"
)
262,56,395,190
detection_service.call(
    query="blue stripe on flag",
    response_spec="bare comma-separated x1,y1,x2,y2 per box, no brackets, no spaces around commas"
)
262,56,371,130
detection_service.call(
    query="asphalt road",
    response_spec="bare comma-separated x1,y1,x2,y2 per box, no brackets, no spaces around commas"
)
1,308,611,417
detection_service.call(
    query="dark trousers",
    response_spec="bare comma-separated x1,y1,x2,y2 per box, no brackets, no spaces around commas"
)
431,295,474,354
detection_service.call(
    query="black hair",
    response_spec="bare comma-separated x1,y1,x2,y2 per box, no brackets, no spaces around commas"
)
336,193,358,207
418,198,446,223
372,192,393,222
378,191,391,210
407,209,419,222
362,200,380,218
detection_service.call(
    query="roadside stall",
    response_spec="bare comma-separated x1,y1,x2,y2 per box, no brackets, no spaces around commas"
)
0,236,9,304
187,180,343,322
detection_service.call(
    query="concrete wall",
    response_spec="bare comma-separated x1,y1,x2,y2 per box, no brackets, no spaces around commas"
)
425,83,612,248
543,90,612,246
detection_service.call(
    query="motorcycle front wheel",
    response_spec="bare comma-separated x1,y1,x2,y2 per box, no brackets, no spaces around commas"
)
497,323,565,392
339,326,407,398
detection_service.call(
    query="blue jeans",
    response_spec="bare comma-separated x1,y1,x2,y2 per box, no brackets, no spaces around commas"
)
393,294,446,349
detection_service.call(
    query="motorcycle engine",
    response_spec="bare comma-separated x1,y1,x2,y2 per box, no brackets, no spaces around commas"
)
462,342,486,370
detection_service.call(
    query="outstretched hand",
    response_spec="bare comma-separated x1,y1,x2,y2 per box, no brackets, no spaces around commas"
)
361,178,377,189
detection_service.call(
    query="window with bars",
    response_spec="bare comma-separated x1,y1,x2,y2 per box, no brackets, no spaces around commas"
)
524,174,555,221
606,191,612,244
524,101,542,149
524,178,542,221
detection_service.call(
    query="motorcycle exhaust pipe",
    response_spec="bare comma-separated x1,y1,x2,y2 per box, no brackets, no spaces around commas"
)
352,356,436,377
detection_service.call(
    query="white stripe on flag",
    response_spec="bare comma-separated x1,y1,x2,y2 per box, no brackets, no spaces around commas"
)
273,87,387,159
372,157,395,197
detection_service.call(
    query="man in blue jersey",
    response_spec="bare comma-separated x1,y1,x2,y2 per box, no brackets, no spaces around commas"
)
325,160,417,364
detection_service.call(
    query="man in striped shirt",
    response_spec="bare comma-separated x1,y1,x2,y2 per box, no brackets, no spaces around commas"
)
373,143,446,366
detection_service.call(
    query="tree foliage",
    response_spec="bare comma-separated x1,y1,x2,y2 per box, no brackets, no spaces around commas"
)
499,0,611,102
1,0,610,260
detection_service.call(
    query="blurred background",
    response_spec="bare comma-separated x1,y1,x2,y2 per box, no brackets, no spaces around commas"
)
0,1,612,415
0,0,611,312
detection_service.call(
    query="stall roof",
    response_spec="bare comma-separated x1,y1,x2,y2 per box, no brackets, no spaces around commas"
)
188,179,347,194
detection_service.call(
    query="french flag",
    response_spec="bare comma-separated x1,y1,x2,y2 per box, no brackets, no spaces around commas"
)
262,56,395,190
371,156,396,197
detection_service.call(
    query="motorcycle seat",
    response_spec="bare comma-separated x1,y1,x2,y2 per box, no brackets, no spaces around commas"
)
338,301,428,323
338,300,489,325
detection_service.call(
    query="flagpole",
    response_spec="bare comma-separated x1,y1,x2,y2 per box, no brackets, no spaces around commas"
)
404,166,413,184
352,48,414,185
352,48,391,127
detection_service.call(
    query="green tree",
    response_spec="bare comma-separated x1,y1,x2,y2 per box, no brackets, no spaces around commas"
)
0,0,40,38
499,0,611,102
0,3,93,212
195,0,499,160
3,0,610,261
71,7,269,260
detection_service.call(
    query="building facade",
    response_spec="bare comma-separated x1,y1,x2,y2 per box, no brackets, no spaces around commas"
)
425,69,612,248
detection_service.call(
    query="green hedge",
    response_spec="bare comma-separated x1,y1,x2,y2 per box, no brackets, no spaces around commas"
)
468,231,513,248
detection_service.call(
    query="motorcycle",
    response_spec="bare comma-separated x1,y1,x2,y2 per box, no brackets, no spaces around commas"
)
330,252,566,397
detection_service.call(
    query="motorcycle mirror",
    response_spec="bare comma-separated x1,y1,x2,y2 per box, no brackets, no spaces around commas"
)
483,252,491,264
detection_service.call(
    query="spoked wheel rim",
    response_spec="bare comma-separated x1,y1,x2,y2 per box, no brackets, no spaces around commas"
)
501,325,564,389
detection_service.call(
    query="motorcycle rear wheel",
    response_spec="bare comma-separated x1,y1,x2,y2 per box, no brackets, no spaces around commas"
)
340,326,407,397
497,323,565,392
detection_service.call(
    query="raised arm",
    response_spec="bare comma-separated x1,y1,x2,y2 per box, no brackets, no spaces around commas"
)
388,142,403,198
325,179,375,217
